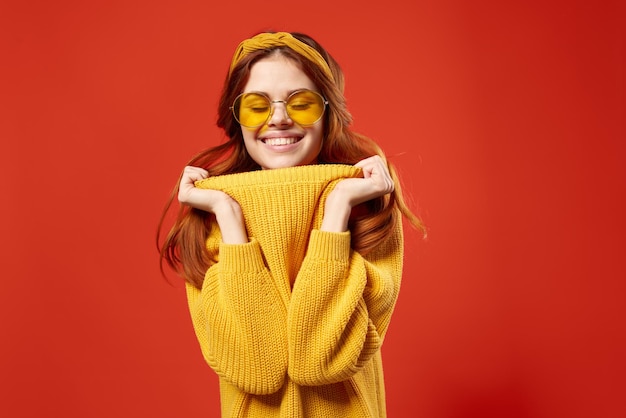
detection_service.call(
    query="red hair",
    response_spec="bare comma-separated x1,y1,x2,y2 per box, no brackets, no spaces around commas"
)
158,32,424,288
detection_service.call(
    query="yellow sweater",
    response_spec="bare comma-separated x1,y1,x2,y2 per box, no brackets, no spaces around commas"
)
186,164,404,418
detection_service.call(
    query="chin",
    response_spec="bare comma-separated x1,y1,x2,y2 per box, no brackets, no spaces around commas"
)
259,157,318,170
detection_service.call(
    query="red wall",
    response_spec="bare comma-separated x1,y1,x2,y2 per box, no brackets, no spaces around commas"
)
1,1,624,417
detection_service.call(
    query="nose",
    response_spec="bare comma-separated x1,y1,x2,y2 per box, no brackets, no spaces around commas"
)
267,100,293,127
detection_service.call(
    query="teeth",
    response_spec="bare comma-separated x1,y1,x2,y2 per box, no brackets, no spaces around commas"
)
264,137,299,146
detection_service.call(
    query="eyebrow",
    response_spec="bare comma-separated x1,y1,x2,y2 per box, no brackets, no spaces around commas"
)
241,88,317,98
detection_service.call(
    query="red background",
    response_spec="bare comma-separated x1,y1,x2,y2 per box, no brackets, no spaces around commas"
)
1,1,624,417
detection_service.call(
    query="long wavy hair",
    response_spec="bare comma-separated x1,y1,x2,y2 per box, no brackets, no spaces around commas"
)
158,32,424,288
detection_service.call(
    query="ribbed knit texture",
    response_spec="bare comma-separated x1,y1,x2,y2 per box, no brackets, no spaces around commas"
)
186,164,404,417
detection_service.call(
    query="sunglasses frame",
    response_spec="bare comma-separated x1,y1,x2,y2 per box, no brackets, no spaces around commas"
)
230,89,328,128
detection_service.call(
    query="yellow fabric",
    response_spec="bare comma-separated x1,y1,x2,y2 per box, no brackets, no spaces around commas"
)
186,164,404,417
229,32,335,82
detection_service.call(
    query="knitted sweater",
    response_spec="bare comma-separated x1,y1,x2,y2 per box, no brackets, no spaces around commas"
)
185,164,404,418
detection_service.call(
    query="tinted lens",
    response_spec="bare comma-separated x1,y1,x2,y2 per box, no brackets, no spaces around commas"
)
232,90,327,128
286,90,326,126
234,93,271,128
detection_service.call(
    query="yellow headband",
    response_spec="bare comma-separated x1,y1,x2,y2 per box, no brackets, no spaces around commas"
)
229,32,334,82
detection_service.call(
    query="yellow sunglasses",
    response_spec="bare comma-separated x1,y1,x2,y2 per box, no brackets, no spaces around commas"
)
231,89,328,128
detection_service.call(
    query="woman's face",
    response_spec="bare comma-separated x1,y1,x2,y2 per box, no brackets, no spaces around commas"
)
239,55,324,170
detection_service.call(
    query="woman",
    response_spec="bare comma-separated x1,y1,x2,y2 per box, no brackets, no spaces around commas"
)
159,31,423,417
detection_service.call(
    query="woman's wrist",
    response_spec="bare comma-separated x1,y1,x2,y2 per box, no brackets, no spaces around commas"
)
320,190,352,232
214,199,248,244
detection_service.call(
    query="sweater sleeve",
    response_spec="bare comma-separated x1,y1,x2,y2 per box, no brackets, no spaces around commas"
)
185,238,288,395
287,215,404,386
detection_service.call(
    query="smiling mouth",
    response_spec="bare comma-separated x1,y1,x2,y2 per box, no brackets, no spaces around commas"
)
262,137,301,146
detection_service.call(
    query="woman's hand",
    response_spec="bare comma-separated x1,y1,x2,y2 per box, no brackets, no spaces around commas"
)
320,156,394,233
178,166,248,244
